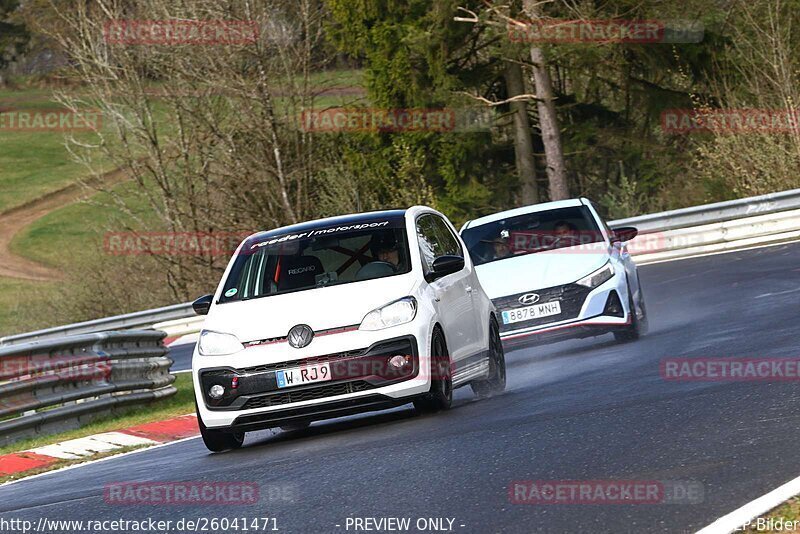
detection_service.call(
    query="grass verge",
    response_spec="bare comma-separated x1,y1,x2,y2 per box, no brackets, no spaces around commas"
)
747,496,800,532
0,69,366,335
10,180,150,268
0,277,59,335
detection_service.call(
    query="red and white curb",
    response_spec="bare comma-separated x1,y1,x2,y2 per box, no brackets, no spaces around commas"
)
0,414,199,477
164,332,199,348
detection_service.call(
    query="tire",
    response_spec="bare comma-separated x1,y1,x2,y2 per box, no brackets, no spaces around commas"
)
413,328,453,413
197,405,244,452
614,283,647,342
471,318,506,398
635,284,649,335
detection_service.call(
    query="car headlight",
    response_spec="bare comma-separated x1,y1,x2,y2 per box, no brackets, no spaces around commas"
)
198,330,244,356
359,297,417,331
576,263,615,288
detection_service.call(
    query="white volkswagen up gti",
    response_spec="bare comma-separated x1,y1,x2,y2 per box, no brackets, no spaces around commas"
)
191,207,505,451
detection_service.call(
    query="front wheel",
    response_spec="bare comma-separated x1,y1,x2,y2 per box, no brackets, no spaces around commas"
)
197,405,244,452
471,318,507,398
413,328,453,413
614,283,647,342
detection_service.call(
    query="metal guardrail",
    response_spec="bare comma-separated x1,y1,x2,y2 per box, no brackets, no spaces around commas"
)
621,208,800,264
609,188,800,231
0,330,175,446
0,302,194,347
3,187,800,346
609,189,800,264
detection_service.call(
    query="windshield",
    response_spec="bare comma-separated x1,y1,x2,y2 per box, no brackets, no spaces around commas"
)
461,206,604,266
220,218,411,302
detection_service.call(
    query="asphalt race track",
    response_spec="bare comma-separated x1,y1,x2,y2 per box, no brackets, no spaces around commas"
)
169,342,194,372
4,242,800,533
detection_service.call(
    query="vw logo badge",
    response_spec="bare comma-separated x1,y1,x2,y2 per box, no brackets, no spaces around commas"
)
518,293,540,306
288,324,314,349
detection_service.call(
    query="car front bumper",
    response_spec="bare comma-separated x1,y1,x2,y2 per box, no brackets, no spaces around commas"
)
494,273,632,348
193,324,433,430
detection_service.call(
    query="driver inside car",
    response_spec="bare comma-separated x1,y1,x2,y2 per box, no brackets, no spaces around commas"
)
490,229,513,259
370,232,401,270
491,237,512,259
553,220,579,236
355,231,404,280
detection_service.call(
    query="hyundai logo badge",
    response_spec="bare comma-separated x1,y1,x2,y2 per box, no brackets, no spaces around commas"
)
518,293,541,305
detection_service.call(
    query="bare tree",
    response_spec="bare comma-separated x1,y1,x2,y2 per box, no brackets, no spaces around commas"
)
504,59,539,204
24,0,344,304
455,1,568,202
694,0,800,197
521,0,568,200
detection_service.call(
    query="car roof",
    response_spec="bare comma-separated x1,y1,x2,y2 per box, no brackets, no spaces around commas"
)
462,198,588,231
243,209,409,244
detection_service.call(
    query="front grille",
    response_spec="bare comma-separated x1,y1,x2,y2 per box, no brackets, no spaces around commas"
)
243,325,358,348
493,283,592,332
242,380,374,410
201,336,417,411
202,349,367,377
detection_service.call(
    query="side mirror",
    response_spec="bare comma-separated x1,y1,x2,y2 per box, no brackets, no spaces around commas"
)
612,226,638,243
427,255,465,281
192,294,214,316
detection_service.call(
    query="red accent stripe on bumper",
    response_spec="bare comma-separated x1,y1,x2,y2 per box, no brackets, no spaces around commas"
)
502,315,632,341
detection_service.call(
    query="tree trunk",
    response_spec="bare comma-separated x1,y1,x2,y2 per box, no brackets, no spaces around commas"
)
504,60,538,205
523,1,569,200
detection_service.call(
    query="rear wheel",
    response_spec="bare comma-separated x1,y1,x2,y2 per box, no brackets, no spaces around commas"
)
197,405,244,452
471,318,506,398
413,328,453,413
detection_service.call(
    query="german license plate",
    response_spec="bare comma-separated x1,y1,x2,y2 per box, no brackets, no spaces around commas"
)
275,362,331,388
502,301,562,324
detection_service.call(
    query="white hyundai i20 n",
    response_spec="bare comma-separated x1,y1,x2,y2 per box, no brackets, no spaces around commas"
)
460,198,648,349
191,207,505,452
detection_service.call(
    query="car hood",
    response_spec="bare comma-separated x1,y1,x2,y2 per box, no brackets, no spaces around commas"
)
475,245,610,298
204,274,418,342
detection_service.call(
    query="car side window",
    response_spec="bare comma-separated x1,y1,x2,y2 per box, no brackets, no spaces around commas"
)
416,214,462,273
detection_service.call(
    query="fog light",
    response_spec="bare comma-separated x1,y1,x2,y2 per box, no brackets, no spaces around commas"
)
208,384,225,399
603,291,624,318
388,355,410,369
